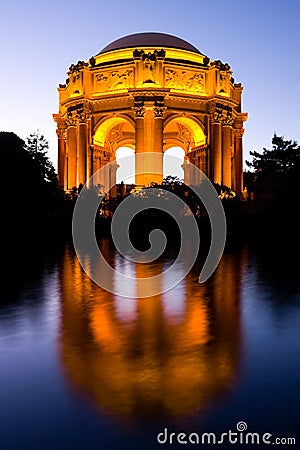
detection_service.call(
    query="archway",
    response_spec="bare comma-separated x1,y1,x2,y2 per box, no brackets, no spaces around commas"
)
93,116,135,149
163,115,206,152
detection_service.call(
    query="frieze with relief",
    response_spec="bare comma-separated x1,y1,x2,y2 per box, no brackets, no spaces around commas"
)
95,69,134,92
165,69,206,93
217,71,230,95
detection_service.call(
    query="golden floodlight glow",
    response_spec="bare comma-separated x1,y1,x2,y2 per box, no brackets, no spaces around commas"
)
94,47,206,66
93,117,131,147
59,246,242,418
165,116,206,148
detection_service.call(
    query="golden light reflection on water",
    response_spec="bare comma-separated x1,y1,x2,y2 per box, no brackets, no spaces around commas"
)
59,240,243,420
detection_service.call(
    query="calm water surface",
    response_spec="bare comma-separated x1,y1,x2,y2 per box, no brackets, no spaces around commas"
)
0,239,299,449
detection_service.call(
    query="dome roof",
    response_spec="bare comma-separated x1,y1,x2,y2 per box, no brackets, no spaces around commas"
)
99,32,201,55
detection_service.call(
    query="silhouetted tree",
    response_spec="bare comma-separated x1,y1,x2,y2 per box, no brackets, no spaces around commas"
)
26,131,64,217
247,134,300,174
1,131,64,238
25,131,57,183
246,133,300,218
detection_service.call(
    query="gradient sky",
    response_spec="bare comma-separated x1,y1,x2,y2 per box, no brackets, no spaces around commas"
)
1,0,299,170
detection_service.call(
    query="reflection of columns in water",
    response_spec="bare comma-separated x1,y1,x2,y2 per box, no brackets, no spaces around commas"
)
162,262,186,323
113,247,137,300
210,250,244,374
58,242,243,419
135,260,163,300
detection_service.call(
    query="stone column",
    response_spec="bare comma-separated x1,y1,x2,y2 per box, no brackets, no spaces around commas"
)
182,159,192,185
77,122,87,186
231,151,236,192
66,125,77,189
133,97,165,187
92,146,106,189
134,105,145,187
86,145,93,188
222,125,232,188
152,104,165,184
212,121,222,185
53,114,67,189
57,128,66,188
234,128,244,193
109,160,119,198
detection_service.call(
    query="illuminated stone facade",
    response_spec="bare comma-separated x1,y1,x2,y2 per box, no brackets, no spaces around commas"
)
53,32,247,191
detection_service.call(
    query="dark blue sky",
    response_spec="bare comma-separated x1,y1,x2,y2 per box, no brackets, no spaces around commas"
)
1,0,299,167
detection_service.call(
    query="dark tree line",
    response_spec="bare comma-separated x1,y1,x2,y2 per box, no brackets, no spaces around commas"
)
1,131,69,239
2,129,300,242
245,134,300,217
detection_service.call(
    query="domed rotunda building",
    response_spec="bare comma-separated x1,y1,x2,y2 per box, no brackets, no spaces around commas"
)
53,32,247,191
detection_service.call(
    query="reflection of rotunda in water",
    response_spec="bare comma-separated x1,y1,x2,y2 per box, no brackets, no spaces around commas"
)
58,242,243,419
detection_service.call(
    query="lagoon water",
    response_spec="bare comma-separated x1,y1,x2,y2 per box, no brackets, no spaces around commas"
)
0,238,299,449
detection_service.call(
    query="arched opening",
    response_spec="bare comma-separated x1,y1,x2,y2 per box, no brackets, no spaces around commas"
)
93,116,135,147
163,115,206,150
116,147,135,184
163,147,185,180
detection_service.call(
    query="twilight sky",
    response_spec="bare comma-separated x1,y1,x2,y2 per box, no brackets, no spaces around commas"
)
1,0,299,170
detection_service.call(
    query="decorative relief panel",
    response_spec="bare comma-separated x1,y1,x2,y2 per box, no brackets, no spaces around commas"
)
177,124,191,145
217,71,230,95
108,125,123,144
67,60,87,94
133,49,165,85
95,69,134,92
165,69,206,94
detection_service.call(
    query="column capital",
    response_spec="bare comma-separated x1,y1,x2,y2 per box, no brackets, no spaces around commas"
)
53,114,66,138
53,113,65,127
153,95,166,118
154,106,167,118
65,111,78,127
56,128,66,139
233,128,245,138
132,96,145,118
76,101,92,124
132,105,145,118
209,101,233,125
182,159,190,167
109,160,120,171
